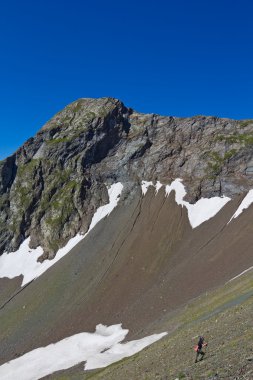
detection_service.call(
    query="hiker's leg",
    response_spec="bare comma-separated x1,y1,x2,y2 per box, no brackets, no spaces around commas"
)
200,350,205,360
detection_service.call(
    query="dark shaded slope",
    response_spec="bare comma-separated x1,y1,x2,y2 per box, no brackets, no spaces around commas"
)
0,188,253,368
0,277,22,308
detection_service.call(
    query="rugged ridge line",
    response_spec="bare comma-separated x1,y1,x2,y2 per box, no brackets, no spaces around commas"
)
0,97,253,258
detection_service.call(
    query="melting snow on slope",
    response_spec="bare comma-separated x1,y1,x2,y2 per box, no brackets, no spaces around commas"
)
165,179,231,228
0,183,123,286
228,189,253,222
228,266,253,282
85,182,123,234
141,179,230,228
155,181,163,194
141,181,163,195
0,324,167,380
141,181,153,195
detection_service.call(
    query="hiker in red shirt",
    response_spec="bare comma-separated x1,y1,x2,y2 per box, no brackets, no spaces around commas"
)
195,336,207,363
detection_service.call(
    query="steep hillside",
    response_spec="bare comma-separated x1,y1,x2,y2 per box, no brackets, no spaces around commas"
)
0,185,253,370
0,98,253,379
76,268,253,380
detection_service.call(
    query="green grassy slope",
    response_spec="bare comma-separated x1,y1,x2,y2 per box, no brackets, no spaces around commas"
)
46,269,253,380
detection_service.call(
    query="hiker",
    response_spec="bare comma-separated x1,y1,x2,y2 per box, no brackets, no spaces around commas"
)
195,336,207,363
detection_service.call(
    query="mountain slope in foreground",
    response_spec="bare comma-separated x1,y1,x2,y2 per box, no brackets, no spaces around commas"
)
0,98,253,379
74,266,253,380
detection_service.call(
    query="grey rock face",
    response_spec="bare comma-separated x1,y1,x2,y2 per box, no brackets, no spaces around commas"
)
1,97,253,259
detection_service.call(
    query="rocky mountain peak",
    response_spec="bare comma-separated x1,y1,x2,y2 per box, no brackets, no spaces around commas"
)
1,98,253,259
40,97,126,131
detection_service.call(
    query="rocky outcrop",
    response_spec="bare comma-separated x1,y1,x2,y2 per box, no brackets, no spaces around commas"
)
1,97,253,258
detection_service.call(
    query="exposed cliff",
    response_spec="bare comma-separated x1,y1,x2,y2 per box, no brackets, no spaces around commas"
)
1,97,253,258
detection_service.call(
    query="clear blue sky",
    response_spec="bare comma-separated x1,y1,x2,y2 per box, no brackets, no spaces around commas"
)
1,0,253,159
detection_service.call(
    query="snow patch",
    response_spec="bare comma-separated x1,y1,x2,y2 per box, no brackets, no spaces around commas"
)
85,182,123,235
141,181,163,195
228,189,253,222
141,179,230,228
165,179,230,228
141,181,153,195
186,197,230,228
228,266,253,282
155,181,163,194
0,183,123,286
0,324,167,380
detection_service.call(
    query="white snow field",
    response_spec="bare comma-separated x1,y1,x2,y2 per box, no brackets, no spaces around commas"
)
141,180,153,195
0,324,167,380
142,179,231,228
228,189,253,222
0,183,123,286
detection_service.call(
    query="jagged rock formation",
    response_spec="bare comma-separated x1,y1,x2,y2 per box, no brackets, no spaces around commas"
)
1,97,253,258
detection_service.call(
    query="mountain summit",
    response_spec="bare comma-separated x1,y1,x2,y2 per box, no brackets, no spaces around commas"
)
0,97,253,259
